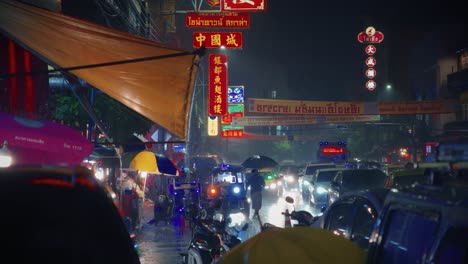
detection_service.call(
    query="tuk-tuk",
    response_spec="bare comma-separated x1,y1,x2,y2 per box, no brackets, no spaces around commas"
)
206,164,250,218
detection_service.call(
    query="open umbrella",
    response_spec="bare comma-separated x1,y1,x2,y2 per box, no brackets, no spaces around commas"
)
218,227,367,264
242,155,278,169
122,151,180,176
0,111,93,166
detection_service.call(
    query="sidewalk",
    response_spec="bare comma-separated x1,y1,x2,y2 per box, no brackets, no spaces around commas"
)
136,200,192,264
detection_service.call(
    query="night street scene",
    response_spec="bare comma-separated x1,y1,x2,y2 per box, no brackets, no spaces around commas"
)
1,0,468,263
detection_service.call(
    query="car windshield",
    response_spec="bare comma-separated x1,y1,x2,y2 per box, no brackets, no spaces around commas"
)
280,165,300,175
343,170,387,189
317,171,340,182
306,165,335,175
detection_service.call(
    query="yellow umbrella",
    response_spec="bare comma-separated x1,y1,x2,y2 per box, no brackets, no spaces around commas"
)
218,227,367,264
129,150,160,174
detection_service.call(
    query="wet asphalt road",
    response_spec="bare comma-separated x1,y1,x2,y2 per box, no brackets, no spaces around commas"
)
137,189,320,264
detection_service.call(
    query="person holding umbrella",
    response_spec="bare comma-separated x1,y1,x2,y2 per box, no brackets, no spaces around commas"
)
247,169,265,218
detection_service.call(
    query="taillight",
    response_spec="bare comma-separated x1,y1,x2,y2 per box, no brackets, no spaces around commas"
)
208,186,218,196
385,178,393,187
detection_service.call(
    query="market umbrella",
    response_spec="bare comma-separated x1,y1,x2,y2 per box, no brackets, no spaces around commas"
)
0,111,93,166
242,155,278,169
122,151,180,176
218,227,367,264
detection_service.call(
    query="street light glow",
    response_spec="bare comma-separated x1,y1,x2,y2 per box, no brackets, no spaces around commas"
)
386,84,392,89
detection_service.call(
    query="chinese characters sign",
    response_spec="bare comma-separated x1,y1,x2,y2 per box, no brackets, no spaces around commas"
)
208,54,228,116
221,0,266,12
186,12,250,28
358,26,384,91
193,32,243,49
357,26,384,43
222,104,244,124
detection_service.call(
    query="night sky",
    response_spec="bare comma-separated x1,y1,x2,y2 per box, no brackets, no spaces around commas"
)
179,0,467,102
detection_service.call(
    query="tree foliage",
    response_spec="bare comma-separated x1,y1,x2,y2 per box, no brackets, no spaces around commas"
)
50,89,152,142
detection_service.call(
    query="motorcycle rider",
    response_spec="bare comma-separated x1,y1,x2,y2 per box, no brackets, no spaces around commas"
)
247,169,265,218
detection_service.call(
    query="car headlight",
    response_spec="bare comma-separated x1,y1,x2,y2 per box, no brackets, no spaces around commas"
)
270,183,277,189
287,176,295,182
233,186,240,194
277,181,282,186
317,186,328,194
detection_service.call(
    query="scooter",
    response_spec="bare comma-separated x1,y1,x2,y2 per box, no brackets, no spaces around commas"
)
181,217,248,264
261,196,316,231
282,196,316,227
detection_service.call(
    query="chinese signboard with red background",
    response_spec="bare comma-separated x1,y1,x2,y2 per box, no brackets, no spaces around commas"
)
221,0,266,12
357,26,384,91
193,32,243,49
208,54,228,116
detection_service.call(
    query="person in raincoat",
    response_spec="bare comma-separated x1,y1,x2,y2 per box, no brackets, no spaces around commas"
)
247,169,265,218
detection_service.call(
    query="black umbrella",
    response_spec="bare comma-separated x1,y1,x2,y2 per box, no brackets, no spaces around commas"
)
241,155,278,169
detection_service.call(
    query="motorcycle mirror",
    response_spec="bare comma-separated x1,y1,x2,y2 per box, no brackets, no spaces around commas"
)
285,196,294,204
242,223,249,231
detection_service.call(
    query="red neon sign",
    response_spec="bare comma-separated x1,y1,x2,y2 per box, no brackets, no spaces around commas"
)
193,32,243,49
208,54,228,116
321,147,345,155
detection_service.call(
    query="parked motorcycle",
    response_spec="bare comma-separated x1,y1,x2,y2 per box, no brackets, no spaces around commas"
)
261,196,316,231
181,216,248,264
283,196,316,227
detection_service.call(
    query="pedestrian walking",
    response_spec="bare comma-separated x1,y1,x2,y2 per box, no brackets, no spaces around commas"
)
247,169,265,218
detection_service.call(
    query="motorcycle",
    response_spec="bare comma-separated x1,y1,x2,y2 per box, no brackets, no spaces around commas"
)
261,196,316,231
282,196,316,227
181,215,248,264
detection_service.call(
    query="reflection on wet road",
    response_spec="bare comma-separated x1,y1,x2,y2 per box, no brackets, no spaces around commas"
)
137,190,319,264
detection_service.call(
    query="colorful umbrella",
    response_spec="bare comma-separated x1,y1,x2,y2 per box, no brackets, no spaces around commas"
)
242,155,278,170
218,227,367,264
0,111,93,166
122,151,180,176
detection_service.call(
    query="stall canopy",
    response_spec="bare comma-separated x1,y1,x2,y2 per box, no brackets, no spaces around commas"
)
0,0,201,140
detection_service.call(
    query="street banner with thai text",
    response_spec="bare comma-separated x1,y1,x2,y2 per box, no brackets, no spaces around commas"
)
247,98,365,115
248,98,458,115
193,32,243,49
186,12,250,28
378,100,458,115
208,54,228,116
232,115,381,126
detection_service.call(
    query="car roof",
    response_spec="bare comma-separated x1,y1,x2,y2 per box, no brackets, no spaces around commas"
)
316,167,347,173
388,183,468,208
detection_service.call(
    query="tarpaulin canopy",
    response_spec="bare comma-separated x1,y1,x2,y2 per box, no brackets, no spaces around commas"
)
0,0,201,140
0,111,93,166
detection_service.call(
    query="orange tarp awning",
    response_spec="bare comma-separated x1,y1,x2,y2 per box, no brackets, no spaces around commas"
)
0,0,200,140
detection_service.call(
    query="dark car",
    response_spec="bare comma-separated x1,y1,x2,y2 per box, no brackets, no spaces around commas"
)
274,164,302,195
313,188,389,249
299,163,337,200
328,169,387,206
0,165,141,264
366,180,468,264
308,168,346,208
